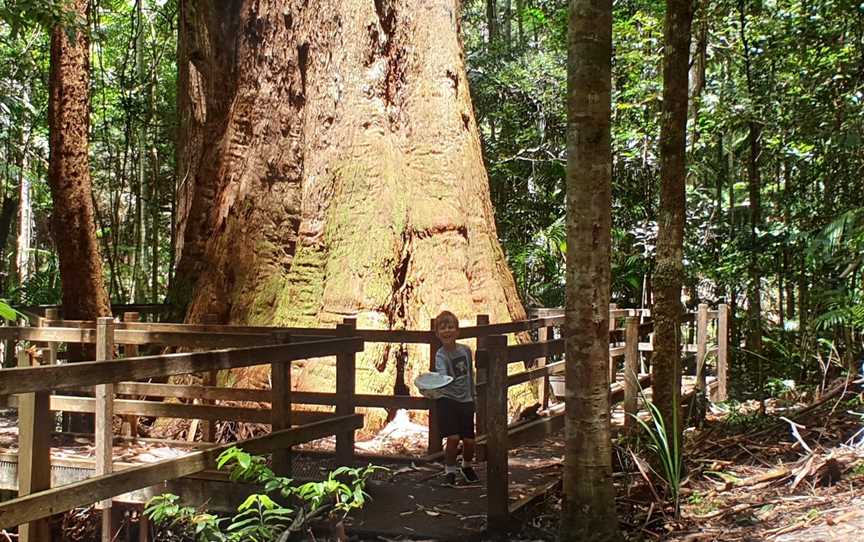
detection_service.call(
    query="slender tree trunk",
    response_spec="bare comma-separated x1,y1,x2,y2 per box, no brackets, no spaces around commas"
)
16,144,31,286
14,121,30,287
798,251,808,332
487,0,498,44
739,0,763,359
0,196,19,291
778,261,785,330
715,134,725,299
783,160,794,320
745,122,763,352
173,0,526,426
688,4,707,152
515,0,524,46
48,0,111,323
560,0,621,539
135,0,148,302
503,0,512,48
652,0,694,439
151,147,160,300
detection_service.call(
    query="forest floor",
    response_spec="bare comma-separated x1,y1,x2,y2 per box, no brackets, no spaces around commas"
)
499,376,864,542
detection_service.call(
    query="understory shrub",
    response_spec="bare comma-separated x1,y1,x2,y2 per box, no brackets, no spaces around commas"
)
144,447,384,542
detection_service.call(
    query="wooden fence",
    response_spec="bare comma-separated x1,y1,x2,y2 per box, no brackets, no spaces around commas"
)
0,320,365,541
0,303,729,538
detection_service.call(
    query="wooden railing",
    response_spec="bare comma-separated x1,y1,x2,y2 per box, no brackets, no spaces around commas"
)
0,321,364,541
0,303,730,539
480,303,730,528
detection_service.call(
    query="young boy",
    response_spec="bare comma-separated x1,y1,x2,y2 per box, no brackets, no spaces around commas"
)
434,310,481,485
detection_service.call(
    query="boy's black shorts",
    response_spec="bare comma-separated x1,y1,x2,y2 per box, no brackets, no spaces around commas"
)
437,398,475,439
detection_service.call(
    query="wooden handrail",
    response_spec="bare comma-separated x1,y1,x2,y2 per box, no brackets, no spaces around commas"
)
506,360,565,387
31,315,569,345
83,382,432,410
0,338,363,395
506,338,565,363
2,394,333,425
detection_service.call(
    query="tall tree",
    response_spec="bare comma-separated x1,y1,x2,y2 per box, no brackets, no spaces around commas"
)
47,0,111,323
738,0,763,362
652,0,693,436
560,0,621,540
486,0,498,44
172,1,526,416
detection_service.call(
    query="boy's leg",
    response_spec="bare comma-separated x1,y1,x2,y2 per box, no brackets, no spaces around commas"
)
445,435,461,467
462,438,476,463
459,438,480,483
458,401,480,483
444,435,461,484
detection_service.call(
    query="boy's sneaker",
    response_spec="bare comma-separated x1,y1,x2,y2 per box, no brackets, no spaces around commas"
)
460,465,480,484
444,472,458,486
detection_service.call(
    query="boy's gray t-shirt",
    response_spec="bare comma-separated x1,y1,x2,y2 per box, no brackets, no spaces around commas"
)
435,344,475,403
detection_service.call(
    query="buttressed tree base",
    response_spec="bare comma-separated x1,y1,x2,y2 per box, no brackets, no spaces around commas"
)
172,1,526,426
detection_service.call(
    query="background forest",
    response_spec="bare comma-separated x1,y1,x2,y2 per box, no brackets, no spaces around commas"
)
0,0,862,399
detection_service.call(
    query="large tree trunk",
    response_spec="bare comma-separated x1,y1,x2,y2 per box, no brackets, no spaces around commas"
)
652,0,693,439
173,1,526,421
48,0,111,324
560,0,621,540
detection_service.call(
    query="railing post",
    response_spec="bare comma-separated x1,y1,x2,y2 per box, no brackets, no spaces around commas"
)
335,318,357,465
486,334,509,530
41,308,59,365
17,348,51,542
544,319,556,407
531,309,549,410
716,304,729,401
199,313,220,442
623,316,640,434
474,314,489,461
695,303,709,395
95,316,115,542
120,312,140,437
271,331,293,476
427,317,443,455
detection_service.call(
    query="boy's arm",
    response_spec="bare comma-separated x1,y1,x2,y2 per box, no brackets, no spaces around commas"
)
467,345,477,401
434,350,449,376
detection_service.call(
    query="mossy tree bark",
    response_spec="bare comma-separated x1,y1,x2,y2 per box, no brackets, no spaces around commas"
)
172,0,525,417
48,0,111,325
560,0,621,540
652,0,693,443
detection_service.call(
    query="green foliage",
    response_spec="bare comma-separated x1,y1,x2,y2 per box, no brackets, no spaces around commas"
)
0,0,81,36
0,298,23,321
720,402,774,432
143,494,225,542
630,393,683,517
226,494,292,542
145,448,385,542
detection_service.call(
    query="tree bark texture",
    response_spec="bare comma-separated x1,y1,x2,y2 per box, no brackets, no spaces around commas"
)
652,0,693,437
48,0,111,324
560,0,621,539
173,1,526,417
